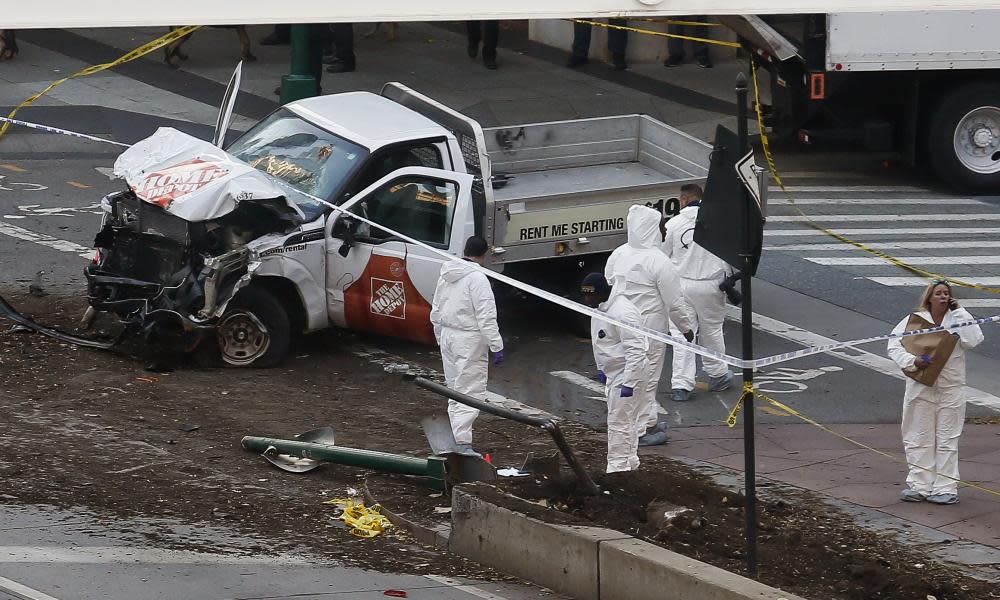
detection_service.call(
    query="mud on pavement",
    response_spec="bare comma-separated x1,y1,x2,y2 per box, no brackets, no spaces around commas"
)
0,290,562,578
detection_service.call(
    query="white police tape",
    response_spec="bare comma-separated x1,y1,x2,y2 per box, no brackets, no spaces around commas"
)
271,179,995,370
8,116,993,369
0,116,131,148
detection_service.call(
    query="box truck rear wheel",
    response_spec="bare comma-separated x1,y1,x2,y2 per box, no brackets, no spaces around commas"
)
928,83,1000,192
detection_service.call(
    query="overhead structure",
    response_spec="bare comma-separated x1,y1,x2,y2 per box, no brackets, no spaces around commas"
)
8,0,1000,28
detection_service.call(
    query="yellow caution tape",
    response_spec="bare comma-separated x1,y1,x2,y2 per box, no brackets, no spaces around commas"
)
725,382,753,427
736,382,1000,499
571,19,740,49
326,498,393,538
0,26,201,141
628,18,721,27
749,59,1000,296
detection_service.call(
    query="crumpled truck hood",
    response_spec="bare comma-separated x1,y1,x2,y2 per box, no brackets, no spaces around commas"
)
114,127,304,223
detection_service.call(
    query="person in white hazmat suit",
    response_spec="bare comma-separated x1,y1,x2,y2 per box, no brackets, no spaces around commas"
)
605,205,694,447
430,236,505,453
887,281,983,505
661,184,734,402
582,272,649,472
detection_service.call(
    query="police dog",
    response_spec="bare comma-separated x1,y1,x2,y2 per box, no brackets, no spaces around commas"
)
0,30,18,60
163,26,256,68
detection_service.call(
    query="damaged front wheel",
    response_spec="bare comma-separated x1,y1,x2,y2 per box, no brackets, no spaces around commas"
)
213,287,291,367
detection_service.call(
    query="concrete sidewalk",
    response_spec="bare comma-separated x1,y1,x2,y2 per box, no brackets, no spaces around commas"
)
646,422,1000,574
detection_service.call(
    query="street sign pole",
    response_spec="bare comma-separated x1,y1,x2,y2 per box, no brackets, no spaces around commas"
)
280,24,319,103
735,70,758,577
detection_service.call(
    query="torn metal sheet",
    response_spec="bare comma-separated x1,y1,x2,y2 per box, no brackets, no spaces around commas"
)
261,427,337,473
0,294,116,350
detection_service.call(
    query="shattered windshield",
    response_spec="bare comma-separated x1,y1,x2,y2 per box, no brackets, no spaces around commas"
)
227,109,368,220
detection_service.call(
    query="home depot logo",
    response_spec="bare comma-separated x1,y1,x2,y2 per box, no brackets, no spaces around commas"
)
134,158,230,208
370,278,406,319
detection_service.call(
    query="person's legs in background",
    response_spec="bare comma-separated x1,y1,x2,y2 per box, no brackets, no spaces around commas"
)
326,23,355,73
607,18,628,70
567,21,592,68
466,21,481,58
260,24,290,45
481,21,499,69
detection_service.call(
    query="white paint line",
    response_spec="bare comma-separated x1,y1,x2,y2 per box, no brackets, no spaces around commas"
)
947,299,1000,308
767,241,1000,251
769,198,985,205
550,370,605,395
424,574,512,600
549,370,666,414
782,185,931,193
769,214,1000,223
727,307,1000,410
0,575,61,600
0,221,93,259
105,461,173,475
778,171,866,179
869,276,1000,286
0,546,308,565
353,347,557,421
765,227,1000,237
805,256,1000,266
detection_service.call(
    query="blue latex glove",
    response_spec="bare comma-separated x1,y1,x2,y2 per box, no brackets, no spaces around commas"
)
620,386,634,398
921,353,933,364
493,350,505,365
597,371,607,384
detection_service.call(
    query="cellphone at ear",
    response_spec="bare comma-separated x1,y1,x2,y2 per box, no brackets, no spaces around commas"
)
949,299,959,309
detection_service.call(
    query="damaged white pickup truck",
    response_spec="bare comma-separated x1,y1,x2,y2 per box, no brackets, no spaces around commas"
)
83,83,711,367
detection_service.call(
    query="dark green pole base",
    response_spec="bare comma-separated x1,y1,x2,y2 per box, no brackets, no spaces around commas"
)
280,74,318,104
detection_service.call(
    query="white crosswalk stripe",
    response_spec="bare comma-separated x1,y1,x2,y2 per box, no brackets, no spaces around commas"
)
765,180,1000,302
805,256,1000,266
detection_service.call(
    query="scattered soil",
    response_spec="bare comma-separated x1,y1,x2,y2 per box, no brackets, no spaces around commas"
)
374,441,1000,600
5,291,999,599
0,290,556,578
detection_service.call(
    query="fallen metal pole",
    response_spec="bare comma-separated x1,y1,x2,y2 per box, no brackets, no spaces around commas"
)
241,436,447,490
411,376,600,496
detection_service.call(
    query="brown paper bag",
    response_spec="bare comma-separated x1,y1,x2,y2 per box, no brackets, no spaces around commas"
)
900,313,957,386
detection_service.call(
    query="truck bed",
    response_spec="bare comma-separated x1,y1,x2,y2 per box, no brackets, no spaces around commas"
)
482,114,710,262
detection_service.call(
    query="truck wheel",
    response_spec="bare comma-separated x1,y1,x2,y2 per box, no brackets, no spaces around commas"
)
927,83,1000,192
214,287,291,368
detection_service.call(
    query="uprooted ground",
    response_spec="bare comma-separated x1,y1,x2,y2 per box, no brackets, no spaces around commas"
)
1,291,998,598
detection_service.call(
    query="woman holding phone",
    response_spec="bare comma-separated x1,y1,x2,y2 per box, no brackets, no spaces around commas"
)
887,280,984,505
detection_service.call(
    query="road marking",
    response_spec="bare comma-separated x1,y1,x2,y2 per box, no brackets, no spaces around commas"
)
549,370,666,414
782,185,930,193
0,575,61,600
767,241,1000,251
353,347,557,420
727,307,1000,410
0,164,28,173
769,213,1000,223
0,546,307,565
950,299,1000,308
765,227,1000,237
424,575,512,600
0,222,94,259
869,276,1000,287
66,181,91,189
768,198,984,205
805,256,1000,266
16,203,102,217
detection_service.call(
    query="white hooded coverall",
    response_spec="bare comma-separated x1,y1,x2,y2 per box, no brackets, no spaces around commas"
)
605,205,693,429
592,294,649,472
430,259,504,445
887,308,983,496
662,203,732,391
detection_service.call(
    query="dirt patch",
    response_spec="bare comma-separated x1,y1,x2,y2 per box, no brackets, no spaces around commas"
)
374,444,999,600
0,290,554,578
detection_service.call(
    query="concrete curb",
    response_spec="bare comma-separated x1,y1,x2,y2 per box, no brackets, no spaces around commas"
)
449,484,807,600
362,479,450,550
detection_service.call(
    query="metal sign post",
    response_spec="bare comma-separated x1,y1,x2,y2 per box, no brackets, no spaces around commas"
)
735,71,758,577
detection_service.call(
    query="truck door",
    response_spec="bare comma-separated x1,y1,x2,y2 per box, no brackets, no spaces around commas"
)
324,167,474,344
